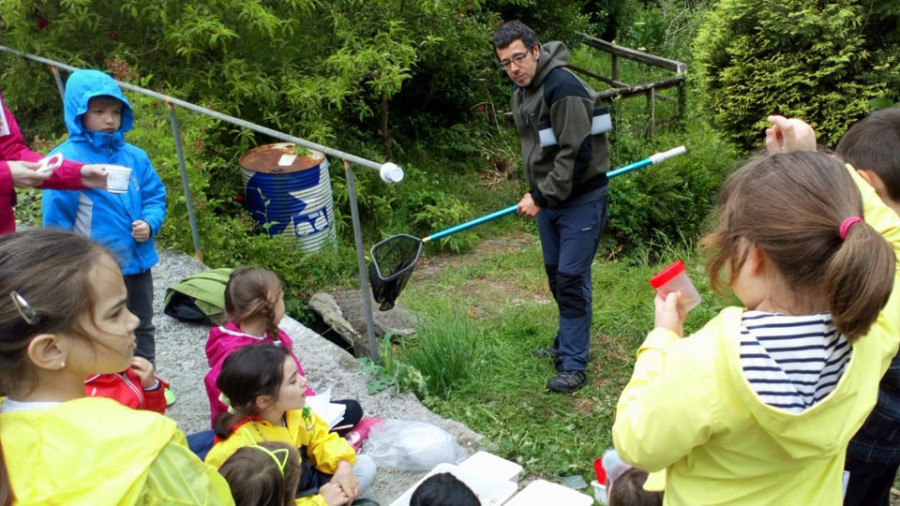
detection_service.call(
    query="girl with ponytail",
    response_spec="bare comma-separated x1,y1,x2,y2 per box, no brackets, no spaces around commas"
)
0,230,232,505
613,119,900,505
204,267,364,439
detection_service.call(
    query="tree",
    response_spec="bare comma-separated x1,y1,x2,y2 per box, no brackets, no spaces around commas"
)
694,0,900,151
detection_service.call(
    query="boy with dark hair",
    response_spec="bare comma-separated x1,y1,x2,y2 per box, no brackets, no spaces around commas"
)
836,107,900,506
410,473,479,506
492,20,612,393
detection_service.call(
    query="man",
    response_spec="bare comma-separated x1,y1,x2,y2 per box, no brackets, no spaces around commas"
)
493,21,611,393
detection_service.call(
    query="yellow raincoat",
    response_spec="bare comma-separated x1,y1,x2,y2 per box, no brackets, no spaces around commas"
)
613,166,900,505
0,396,234,505
205,408,356,506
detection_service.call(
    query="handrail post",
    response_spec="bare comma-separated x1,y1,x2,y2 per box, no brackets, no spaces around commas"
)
166,102,203,261
612,54,619,83
49,66,65,101
343,159,379,360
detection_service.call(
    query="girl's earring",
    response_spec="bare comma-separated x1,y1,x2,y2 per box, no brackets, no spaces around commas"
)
60,360,66,368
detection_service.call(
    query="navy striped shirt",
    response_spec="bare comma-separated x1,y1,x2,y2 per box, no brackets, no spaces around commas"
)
740,311,850,413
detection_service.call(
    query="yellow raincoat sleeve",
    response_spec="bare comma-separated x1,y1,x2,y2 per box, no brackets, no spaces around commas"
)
295,495,328,506
143,431,235,505
299,409,357,474
612,327,720,472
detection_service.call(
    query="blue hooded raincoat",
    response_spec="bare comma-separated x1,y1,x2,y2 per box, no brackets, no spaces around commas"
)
43,69,166,275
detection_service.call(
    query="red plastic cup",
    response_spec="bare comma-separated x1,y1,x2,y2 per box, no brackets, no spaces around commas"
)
649,260,701,313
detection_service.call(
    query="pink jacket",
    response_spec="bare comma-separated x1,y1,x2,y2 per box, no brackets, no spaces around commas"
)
0,90,84,235
205,320,315,426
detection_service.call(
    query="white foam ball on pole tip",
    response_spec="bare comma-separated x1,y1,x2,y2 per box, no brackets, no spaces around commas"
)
379,162,404,183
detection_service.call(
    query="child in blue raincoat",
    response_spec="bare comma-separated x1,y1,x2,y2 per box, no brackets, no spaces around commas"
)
43,69,166,367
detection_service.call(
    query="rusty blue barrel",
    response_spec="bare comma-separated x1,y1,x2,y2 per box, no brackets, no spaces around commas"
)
240,143,336,252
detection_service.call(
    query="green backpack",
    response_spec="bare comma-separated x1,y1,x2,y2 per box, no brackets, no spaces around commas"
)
163,268,234,325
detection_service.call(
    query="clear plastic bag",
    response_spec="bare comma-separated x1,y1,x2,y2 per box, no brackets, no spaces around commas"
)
361,419,467,470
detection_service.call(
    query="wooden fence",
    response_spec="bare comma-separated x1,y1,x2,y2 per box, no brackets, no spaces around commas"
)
569,33,687,138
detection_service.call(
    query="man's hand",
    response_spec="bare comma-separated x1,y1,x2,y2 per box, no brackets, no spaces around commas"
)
132,220,151,242
517,192,541,219
765,115,817,153
654,291,685,338
130,356,157,389
331,460,359,502
318,482,350,506
80,164,109,189
9,161,49,188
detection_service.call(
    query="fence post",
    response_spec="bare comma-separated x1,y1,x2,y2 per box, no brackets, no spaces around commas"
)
646,88,656,139
677,80,686,123
611,54,619,83
343,159,379,361
48,66,65,100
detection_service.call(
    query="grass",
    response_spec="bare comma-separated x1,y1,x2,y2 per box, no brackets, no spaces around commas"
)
387,231,723,484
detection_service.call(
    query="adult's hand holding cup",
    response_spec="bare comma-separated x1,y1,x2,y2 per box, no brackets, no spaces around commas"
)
649,260,701,316
379,162,404,183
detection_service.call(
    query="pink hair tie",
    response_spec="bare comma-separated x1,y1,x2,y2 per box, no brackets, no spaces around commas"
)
839,216,864,240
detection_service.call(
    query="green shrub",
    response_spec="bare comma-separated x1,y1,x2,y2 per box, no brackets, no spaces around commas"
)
694,0,900,151
605,121,740,251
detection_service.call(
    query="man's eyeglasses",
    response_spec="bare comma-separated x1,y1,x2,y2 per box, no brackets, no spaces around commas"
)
498,51,530,70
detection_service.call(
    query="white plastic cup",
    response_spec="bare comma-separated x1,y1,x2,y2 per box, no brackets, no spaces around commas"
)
106,166,132,194
379,162,404,183
36,153,64,176
649,260,701,313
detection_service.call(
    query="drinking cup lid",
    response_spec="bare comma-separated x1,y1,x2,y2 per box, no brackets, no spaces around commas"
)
649,260,686,289
593,457,607,485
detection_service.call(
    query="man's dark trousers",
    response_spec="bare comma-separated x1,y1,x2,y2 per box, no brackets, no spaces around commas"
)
538,186,608,372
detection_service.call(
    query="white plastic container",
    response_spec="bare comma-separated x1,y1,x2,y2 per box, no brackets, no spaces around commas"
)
458,451,523,483
36,153,63,176
106,166,132,193
649,259,701,313
592,480,608,504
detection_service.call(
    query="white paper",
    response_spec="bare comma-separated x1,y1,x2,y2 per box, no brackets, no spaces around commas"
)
277,154,298,167
388,463,518,506
305,388,346,430
0,96,10,137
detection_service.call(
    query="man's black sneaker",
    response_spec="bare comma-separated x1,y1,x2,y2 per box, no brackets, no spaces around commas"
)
531,346,559,360
547,370,587,394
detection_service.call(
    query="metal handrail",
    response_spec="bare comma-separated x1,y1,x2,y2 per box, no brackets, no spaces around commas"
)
0,45,383,359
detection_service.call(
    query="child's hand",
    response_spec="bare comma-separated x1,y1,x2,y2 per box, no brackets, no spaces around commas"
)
331,460,360,502
79,164,109,189
132,220,151,242
130,356,158,390
765,115,817,153
319,482,349,506
654,291,685,338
